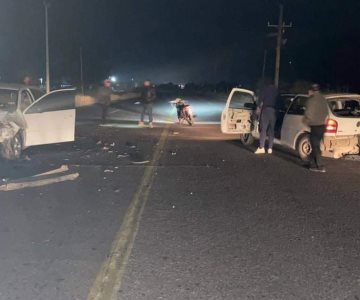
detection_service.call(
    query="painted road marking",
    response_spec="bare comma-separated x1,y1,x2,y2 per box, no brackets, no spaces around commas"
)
87,126,169,300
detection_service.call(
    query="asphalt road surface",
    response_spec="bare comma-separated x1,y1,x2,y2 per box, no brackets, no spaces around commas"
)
0,97,360,300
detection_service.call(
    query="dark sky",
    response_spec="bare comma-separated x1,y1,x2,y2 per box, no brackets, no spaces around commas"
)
1,0,360,88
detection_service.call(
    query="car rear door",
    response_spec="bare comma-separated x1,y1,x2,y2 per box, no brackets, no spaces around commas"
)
23,89,76,147
221,88,255,134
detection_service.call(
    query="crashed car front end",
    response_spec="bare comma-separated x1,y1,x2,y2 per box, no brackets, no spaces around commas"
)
0,112,24,160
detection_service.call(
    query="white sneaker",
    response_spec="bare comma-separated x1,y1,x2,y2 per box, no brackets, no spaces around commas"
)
254,147,266,154
268,148,273,154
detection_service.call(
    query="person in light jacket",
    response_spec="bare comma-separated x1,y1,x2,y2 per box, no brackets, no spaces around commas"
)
303,84,328,173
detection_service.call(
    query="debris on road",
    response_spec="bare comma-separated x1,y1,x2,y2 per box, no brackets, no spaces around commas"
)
96,141,102,145
102,146,110,150
110,142,115,147
104,169,114,173
0,165,79,192
132,160,150,165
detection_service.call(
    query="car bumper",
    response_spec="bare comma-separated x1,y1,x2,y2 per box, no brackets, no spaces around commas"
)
322,135,359,158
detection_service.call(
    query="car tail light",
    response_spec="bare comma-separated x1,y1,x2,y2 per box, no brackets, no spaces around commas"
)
325,119,338,133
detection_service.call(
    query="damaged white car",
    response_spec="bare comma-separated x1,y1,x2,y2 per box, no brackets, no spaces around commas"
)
0,84,76,160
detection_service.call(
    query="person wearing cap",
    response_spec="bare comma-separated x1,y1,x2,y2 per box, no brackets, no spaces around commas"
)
254,82,279,154
97,79,112,123
139,80,156,128
303,84,328,173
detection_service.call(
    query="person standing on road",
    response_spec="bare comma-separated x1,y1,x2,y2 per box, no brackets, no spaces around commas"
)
303,84,328,173
254,83,278,154
139,80,156,128
97,79,112,124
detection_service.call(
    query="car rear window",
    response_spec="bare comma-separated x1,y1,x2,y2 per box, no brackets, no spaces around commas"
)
329,98,360,118
229,91,254,109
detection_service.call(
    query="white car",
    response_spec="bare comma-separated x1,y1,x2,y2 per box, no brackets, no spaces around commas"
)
221,88,360,159
0,84,76,159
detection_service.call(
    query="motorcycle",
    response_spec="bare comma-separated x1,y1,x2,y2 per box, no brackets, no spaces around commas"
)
170,99,195,126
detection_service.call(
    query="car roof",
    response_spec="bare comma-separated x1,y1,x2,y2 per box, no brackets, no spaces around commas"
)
324,93,360,99
291,93,360,99
0,83,42,91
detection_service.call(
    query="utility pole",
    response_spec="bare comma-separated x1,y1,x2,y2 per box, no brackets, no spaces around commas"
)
268,4,292,88
80,47,84,95
44,0,51,93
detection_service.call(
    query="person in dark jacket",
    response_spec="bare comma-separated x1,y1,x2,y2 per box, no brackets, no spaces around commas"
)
255,83,279,154
139,80,156,128
97,79,112,123
303,84,328,173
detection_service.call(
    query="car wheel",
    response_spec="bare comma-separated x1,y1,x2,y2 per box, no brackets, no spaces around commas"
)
1,133,23,160
297,134,311,161
240,133,254,146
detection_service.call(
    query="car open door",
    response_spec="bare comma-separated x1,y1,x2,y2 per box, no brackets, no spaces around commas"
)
23,89,76,147
221,88,255,134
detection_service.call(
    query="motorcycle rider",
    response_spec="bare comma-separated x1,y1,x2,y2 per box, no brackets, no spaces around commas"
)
175,98,186,123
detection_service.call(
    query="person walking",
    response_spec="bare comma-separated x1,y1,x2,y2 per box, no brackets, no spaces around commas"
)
254,83,279,154
139,80,156,128
303,84,328,173
97,79,112,123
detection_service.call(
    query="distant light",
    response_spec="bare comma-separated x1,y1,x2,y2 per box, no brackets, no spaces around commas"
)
289,61,292,65
110,76,117,83
179,84,185,90
39,78,43,84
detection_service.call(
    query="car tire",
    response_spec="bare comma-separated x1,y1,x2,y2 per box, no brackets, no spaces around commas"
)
297,134,311,161
240,133,254,146
1,133,23,160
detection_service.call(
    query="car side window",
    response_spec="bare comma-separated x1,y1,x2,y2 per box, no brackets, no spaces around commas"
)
25,90,75,114
287,96,308,115
229,91,254,109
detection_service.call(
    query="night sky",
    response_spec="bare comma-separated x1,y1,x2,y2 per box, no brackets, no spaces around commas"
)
1,0,360,89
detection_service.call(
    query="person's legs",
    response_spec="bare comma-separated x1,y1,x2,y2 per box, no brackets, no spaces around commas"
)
313,126,325,168
140,104,146,122
102,104,108,123
259,109,270,148
309,126,325,169
267,109,277,149
148,104,153,123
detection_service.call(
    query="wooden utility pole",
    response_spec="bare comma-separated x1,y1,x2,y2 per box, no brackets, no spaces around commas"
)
80,47,84,95
268,4,292,88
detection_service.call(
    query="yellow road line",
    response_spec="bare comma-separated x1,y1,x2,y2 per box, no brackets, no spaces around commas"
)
87,126,169,300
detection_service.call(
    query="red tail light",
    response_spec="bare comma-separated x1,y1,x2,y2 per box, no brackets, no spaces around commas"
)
325,119,338,133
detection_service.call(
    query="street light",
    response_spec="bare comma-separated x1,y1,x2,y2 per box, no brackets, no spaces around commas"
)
43,0,52,93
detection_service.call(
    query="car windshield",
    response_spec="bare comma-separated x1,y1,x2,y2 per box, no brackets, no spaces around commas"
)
329,98,360,117
0,89,18,112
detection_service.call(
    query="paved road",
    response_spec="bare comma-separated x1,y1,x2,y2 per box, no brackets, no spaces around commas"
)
0,99,359,300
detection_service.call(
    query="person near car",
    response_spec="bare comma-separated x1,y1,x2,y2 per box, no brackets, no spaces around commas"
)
255,83,279,154
139,80,156,128
97,79,112,123
303,84,328,173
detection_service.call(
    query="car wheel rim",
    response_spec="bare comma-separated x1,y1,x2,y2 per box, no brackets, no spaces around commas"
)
302,141,311,155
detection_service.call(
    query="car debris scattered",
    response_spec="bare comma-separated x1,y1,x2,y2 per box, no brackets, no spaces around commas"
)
0,164,79,191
